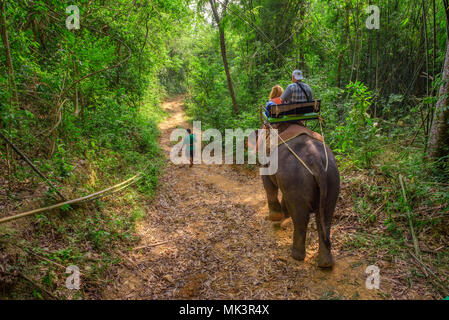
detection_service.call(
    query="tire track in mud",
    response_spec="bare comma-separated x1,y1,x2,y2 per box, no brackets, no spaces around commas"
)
102,96,386,300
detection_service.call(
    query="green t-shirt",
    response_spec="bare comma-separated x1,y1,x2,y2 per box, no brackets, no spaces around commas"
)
183,134,196,151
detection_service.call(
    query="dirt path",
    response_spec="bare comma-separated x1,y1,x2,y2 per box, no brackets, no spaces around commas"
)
102,96,393,300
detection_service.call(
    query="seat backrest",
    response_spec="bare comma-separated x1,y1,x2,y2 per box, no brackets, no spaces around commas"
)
271,100,321,118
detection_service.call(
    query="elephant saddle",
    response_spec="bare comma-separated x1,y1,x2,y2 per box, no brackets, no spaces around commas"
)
273,123,324,145
249,123,324,154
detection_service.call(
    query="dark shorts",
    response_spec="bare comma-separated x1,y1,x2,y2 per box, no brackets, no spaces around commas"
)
189,149,194,158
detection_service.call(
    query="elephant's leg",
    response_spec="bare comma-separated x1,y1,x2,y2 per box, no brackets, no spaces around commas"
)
316,177,338,268
262,176,283,221
279,197,292,229
281,197,290,218
288,202,310,261
316,212,334,268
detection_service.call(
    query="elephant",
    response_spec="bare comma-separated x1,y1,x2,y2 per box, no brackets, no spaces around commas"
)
261,132,340,268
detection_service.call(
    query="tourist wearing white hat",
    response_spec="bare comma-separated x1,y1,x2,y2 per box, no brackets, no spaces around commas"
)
280,70,313,104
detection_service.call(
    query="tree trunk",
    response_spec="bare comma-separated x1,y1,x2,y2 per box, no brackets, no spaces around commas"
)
427,40,449,158
0,0,18,190
444,0,449,40
337,9,350,88
336,52,343,88
0,0,19,107
209,0,239,114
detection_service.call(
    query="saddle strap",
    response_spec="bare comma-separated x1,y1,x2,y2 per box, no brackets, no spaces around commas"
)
278,131,324,146
266,123,314,176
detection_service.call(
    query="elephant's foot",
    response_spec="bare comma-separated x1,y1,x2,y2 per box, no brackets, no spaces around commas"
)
280,217,292,229
317,251,334,268
291,247,306,261
266,211,284,222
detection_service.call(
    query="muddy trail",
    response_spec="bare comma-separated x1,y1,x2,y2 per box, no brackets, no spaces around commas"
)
102,97,416,300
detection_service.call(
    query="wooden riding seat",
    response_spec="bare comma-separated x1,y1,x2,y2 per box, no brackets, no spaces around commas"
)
264,100,321,124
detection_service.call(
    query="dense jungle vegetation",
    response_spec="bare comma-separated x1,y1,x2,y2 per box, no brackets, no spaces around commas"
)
0,0,448,299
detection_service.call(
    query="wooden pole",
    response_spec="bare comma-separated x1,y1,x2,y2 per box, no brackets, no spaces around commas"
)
0,173,141,224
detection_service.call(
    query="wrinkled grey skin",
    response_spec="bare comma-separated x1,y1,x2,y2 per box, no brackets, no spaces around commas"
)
262,134,340,268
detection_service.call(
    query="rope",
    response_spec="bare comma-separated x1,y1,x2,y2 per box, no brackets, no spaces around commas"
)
264,116,330,175
278,133,304,146
266,123,314,175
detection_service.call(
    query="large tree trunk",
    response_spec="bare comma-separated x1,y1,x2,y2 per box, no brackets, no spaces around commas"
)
209,0,239,114
427,40,449,158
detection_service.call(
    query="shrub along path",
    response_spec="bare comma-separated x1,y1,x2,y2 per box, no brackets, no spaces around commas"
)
102,96,434,300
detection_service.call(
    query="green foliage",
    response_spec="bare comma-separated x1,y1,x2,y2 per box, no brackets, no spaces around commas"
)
331,82,378,168
181,1,449,288
0,0,190,299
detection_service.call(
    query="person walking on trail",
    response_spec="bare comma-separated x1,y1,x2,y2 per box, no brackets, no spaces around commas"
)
183,128,196,167
280,70,313,104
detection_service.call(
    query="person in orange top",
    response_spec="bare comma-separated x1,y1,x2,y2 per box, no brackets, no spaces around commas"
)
269,85,284,105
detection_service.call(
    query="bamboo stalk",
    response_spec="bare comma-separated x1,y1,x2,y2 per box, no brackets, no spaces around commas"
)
133,240,170,251
0,131,67,201
399,174,421,259
11,243,86,276
18,272,58,300
0,173,141,224
82,176,142,203
410,251,449,297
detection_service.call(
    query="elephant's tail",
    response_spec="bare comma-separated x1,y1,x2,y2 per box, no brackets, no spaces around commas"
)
318,172,330,245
